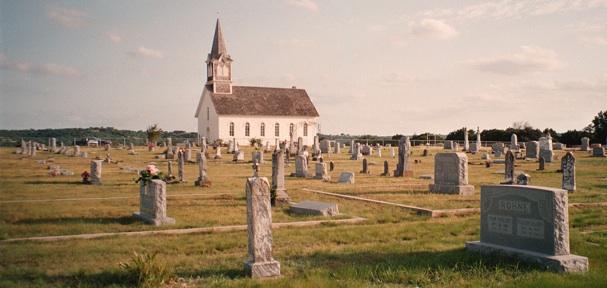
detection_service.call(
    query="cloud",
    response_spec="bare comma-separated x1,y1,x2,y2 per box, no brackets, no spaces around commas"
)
0,54,83,77
409,19,458,39
108,33,122,44
46,4,88,29
467,46,562,75
129,46,166,59
580,36,607,47
276,38,315,48
284,0,318,11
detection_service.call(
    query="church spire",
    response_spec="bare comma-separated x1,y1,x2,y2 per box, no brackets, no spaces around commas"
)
206,19,233,94
210,19,230,60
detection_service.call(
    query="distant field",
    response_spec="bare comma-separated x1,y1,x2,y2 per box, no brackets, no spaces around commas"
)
1,145,606,287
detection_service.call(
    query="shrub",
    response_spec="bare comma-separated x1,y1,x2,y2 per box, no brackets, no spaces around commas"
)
119,250,174,287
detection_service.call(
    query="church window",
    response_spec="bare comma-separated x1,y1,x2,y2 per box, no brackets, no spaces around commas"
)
245,122,250,137
229,122,234,136
275,123,280,137
303,123,308,136
289,123,294,136
260,123,265,137
207,107,209,120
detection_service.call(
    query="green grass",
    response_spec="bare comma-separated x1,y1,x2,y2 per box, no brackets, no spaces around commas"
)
0,145,606,287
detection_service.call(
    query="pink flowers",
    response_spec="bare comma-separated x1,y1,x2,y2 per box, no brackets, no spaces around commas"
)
146,165,159,176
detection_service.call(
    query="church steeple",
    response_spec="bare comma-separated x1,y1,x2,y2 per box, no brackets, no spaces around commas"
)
206,19,233,94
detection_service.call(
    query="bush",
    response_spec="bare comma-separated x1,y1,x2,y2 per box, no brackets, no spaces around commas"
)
119,250,174,287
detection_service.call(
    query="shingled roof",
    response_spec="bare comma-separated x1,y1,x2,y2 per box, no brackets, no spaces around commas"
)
208,85,319,117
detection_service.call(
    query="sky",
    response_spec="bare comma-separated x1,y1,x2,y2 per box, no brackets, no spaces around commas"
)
1,0,606,136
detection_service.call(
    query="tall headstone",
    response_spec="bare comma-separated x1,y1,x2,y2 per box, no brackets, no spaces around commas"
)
391,147,395,158
228,140,235,153
580,137,589,152
272,149,289,203
166,137,172,147
503,150,515,184
129,142,135,150
320,140,331,153
195,152,210,187
561,152,576,192
539,136,554,162
510,134,518,150
538,157,545,171
466,185,588,273
334,141,340,154
394,136,413,177
167,161,173,176
297,137,304,155
29,143,36,157
350,143,363,160
244,177,281,278
133,179,175,226
360,158,370,174
476,127,482,149
463,128,469,151
50,138,56,153
184,148,192,162
178,150,185,182
314,162,330,181
90,160,102,185
380,160,391,176
73,145,80,157
329,161,334,171
429,153,474,195
214,145,222,159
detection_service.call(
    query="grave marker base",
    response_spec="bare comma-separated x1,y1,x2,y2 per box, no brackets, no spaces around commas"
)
466,241,588,273
244,259,281,278
429,184,474,195
132,212,175,226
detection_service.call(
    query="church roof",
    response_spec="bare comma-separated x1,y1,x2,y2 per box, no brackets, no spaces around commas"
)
207,85,319,117
209,19,231,60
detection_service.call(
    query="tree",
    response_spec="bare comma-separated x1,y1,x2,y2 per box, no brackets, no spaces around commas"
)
591,110,607,144
146,124,163,144
445,127,474,141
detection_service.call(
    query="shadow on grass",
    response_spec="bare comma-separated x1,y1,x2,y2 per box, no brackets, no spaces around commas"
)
13,216,139,226
24,181,83,185
1,269,134,288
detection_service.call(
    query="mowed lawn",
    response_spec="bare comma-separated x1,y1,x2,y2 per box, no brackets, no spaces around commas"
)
0,145,606,287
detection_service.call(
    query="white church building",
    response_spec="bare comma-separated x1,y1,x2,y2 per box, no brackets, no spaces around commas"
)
195,20,319,146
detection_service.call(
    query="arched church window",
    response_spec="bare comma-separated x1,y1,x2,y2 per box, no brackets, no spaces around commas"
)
289,123,294,136
245,122,250,137
260,123,265,137
275,123,280,137
229,122,234,137
303,123,308,136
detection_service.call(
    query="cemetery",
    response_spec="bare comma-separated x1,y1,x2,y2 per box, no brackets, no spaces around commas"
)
0,139,606,287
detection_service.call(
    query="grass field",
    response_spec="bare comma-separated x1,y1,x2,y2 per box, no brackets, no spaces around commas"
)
0,144,606,287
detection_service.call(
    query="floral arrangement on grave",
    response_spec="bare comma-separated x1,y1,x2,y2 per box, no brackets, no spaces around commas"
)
49,167,60,177
134,165,174,186
81,171,90,184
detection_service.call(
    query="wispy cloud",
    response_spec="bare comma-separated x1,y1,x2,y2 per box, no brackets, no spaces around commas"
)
128,46,166,60
467,46,562,75
46,4,89,29
0,54,84,77
580,36,607,47
409,19,458,39
284,0,318,11
277,38,315,48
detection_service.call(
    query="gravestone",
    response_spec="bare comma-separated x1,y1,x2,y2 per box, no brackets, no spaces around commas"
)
476,127,482,149
380,160,391,176
422,149,428,157
337,172,355,184
510,134,518,150
184,148,192,162
244,176,281,278
360,158,370,174
464,127,469,151
362,145,372,156
580,137,589,151
350,143,363,160
167,161,173,177
553,143,566,150
349,139,354,153
291,155,312,177
195,152,210,187
466,185,588,273
178,150,185,182
312,136,321,159
492,142,505,155
329,161,334,171
538,157,545,171
516,174,531,185
503,151,515,184
394,136,414,178
298,137,304,155
428,153,474,195
129,142,134,150
314,162,330,181
233,150,245,162
376,148,381,157
469,143,479,153
334,142,340,154
539,136,554,162
561,152,576,192
90,160,102,185
30,143,36,157
271,149,290,204
526,141,539,158
50,138,56,153
252,151,264,164
214,145,222,159
73,145,80,157
453,142,459,151
290,201,339,216
133,179,175,226
228,140,235,153
592,147,606,157
444,141,453,150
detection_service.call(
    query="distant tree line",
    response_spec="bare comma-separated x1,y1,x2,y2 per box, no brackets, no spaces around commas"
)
0,126,198,147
